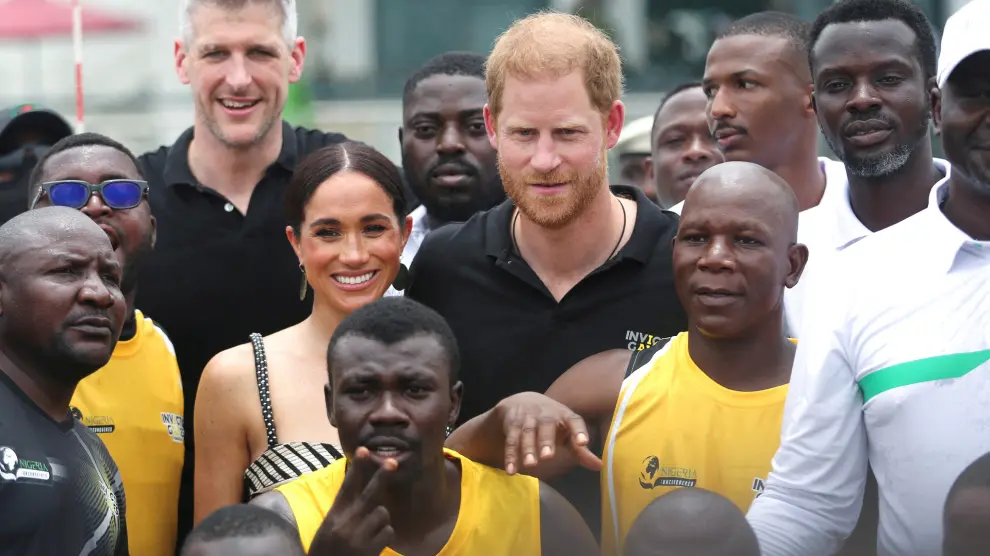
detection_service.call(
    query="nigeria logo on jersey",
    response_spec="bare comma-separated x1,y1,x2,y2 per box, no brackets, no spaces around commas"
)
72,407,116,434
0,446,51,483
638,455,697,489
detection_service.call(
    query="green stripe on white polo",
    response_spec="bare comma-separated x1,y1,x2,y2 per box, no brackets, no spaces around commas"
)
859,350,990,403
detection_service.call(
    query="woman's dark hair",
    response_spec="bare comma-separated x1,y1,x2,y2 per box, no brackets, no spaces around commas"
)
286,141,408,232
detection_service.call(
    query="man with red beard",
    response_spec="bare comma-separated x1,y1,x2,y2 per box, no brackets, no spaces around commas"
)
405,11,686,533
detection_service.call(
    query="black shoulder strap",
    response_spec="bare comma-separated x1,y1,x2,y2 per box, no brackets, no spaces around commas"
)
249,333,278,448
623,337,675,379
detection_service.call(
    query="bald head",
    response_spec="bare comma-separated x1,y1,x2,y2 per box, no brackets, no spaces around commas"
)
623,488,759,556
682,161,799,243
0,205,124,387
0,206,114,276
672,160,807,339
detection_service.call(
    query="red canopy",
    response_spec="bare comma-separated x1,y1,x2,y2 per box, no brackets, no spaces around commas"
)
0,0,141,39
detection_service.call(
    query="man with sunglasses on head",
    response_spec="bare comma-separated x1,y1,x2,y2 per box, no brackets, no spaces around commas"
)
28,133,185,556
0,104,73,225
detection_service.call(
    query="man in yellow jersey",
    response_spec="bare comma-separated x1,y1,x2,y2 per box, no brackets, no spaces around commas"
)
28,133,184,556
447,161,807,555
252,297,598,555
623,488,759,556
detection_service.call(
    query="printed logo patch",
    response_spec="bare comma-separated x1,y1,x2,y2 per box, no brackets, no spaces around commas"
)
638,455,697,489
71,407,116,434
0,446,52,483
161,412,184,443
625,330,663,351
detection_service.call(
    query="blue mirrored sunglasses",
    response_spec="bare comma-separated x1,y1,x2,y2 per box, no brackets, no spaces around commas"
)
32,179,149,210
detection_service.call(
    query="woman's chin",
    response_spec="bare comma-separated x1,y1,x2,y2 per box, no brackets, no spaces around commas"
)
324,282,393,314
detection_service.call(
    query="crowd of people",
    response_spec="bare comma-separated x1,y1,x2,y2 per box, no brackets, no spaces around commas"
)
0,0,988,554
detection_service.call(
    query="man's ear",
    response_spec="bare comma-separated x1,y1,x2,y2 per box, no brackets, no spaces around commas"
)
804,83,816,117
449,380,463,428
324,382,336,427
604,100,626,150
175,39,191,85
930,83,942,136
785,243,811,289
484,104,498,150
288,37,307,83
149,214,158,250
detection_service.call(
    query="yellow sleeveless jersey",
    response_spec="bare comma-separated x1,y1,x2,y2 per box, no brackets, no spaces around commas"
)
601,332,788,555
276,448,542,555
70,310,184,556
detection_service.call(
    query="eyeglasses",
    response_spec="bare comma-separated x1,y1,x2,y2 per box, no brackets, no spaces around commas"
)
32,179,149,210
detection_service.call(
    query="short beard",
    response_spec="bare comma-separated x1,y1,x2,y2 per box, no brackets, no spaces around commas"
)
841,143,914,178
47,331,109,384
498,149,607,230
826,113,930,179
407,173,507,226
199,98,280,150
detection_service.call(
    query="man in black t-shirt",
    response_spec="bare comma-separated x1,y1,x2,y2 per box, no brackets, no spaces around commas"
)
0,207,129,555
411,13,686,535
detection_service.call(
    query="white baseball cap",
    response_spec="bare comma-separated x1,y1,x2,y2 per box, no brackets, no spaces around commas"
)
937,0,990,87
614,115,654,156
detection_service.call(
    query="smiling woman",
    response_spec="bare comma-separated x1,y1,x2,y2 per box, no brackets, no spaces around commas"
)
192,141,410,525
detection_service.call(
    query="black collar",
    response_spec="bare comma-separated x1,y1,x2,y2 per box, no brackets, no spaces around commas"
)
162,121,300,188
484,185,669,265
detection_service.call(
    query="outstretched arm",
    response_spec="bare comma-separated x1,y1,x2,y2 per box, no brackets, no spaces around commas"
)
545,349,629,432
539,481,600,555
445,350,627,479
445,393,594,480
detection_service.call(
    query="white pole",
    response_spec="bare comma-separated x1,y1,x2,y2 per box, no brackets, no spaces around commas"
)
72,0,84,133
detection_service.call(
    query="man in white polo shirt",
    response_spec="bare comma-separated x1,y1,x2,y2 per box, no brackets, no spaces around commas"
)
746,2,990,555
784,0,949,339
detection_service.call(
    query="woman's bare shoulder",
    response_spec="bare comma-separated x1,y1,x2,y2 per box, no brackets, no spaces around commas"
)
200,341,262,393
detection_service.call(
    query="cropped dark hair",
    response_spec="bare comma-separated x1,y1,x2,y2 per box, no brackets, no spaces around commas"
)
285,141,407,232
808,0,937,80
403,51,487,107
717,11,811,69
180,504,303,555
327,297,460,383
27,132,143,207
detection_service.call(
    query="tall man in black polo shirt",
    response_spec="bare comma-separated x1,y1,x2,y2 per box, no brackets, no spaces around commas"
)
135,0,347,543
0,207,129,555
406,11,686,532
